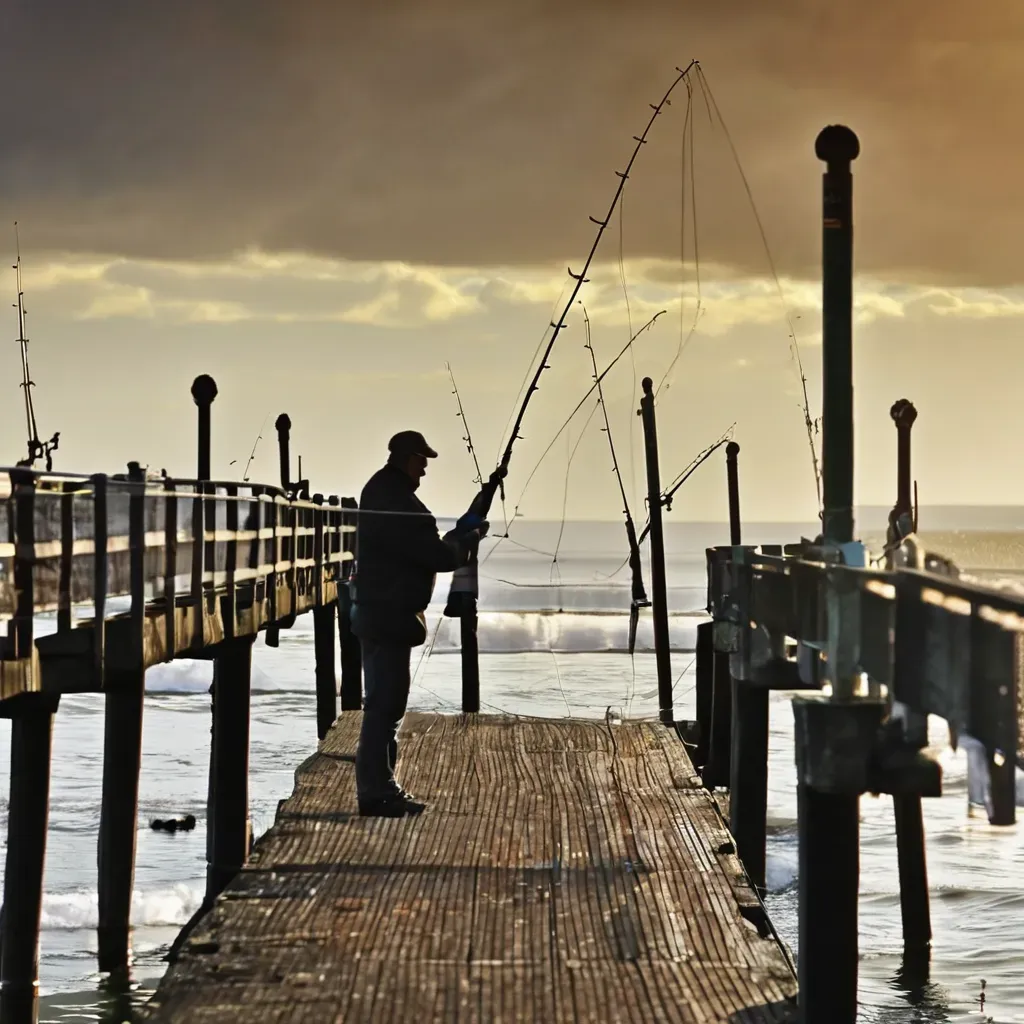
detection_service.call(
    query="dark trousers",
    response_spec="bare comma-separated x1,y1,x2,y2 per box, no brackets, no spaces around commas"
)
355,638,412,801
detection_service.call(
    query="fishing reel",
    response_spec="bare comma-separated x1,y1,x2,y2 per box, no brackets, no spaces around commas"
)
17,430,60,471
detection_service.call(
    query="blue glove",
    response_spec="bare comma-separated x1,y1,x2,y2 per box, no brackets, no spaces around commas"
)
456,511,483,534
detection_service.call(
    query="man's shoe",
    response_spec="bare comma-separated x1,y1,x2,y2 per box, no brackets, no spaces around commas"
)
358,794,427,818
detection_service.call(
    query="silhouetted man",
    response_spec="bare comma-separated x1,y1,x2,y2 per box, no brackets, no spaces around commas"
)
350,430,487,817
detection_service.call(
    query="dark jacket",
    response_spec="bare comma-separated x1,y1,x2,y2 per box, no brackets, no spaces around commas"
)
350,464,466,646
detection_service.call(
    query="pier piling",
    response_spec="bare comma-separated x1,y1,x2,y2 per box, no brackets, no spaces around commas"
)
703,647,733,789
730,676,769,895
97,465,147,973
694,621,714,773
460,598,481,713
639,377,673,725
205,638,254,904
0,693,59,1024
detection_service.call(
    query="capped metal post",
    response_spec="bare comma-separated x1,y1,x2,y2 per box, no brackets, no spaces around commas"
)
817,125,859,546
794,124,864,1024
275,414,291,491
639,377,673,724
890,399,917,525
191,375,218,483
726,442,741,546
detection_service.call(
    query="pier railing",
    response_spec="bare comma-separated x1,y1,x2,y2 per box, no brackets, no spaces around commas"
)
685,123,1024,1024
0,376,364,1023
0,469,356,699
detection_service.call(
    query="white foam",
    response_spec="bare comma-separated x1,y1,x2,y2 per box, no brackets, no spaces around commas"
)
765,848,798,893
426,611,698,654
145,659,212,694
12,885,203,931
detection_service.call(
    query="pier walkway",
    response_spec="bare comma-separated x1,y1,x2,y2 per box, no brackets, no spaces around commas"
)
140,713,797,1023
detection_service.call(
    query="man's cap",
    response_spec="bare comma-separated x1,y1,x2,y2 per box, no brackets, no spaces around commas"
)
388,430,438,459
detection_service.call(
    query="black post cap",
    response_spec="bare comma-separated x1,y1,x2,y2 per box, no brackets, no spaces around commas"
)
890,399,918,428
641,376,654,395
726,441,740,458
815,125,860,168
190,374,218,407
275,414,291,434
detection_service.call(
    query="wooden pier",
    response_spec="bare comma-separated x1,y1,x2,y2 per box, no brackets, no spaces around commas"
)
140,712,796,1023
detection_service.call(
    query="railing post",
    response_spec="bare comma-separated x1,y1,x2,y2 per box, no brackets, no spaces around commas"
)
0,691,60,1023
726,441,741,546
97,465,147,973
164,482,177,659
191,376,217,651
206,636,253,904
92,473,109,682
639,377,673,725
793,124,865,1024
694,620,714,773
312,494,338,740
9,469,35,661
338,497,362,710
57,481,74,633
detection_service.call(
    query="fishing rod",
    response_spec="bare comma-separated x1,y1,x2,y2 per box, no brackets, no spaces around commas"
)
444,61,698,619
229,412,269,482
446,361,483,487
581,302,650,655
13,223,59,471
636,427,735,545
502,310,666,523
492,61,698,500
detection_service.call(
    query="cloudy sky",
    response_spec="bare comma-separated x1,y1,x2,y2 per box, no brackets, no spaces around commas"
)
2,1,1022,522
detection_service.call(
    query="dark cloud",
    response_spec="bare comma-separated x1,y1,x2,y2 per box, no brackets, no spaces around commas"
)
4,0,1022,283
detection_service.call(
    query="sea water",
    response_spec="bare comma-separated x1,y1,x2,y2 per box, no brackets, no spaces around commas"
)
2,516,1023,1023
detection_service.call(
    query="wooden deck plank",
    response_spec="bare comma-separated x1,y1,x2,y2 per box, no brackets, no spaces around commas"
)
141,713,796,1023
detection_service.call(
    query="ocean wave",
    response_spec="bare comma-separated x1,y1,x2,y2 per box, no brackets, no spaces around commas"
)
0,884,203,931
425,611,699,654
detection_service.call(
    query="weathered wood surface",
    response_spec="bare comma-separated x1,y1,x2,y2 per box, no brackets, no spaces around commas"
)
142,713,796,1023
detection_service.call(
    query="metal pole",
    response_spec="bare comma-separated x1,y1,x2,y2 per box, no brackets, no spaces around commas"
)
726,441,741,546
275,414,291,491
891,399,917,522
795,123,861,1024
191,375,218,483
639,377,672,724
818,126,858,547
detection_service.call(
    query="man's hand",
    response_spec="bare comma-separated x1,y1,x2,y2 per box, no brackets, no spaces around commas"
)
456,511,484,534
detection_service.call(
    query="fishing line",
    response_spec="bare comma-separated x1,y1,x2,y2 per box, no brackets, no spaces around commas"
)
695,66,822,512
656,76,704,397
617,182,640,523
551,399,603,580
478,311,665,572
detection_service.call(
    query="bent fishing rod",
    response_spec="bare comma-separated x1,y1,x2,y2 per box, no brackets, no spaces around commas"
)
444,61,699,618
636,427,735,546
485,61,698,518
